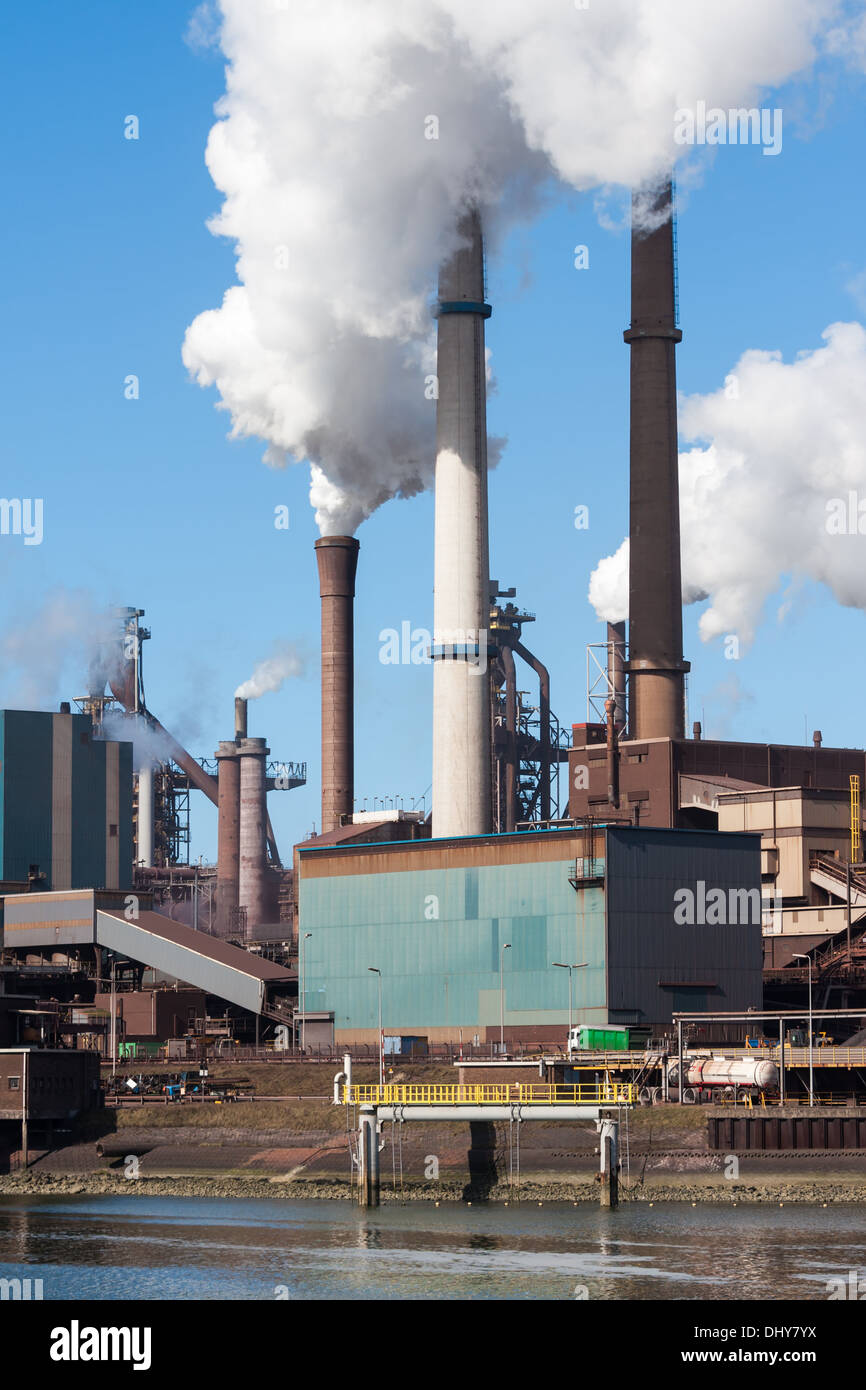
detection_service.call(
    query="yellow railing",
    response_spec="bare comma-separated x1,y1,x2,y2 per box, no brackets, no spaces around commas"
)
726,1047,866,1068
343,1082,636,1106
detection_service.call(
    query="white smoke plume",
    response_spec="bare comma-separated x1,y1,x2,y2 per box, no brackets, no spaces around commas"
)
0,590,119,710
589,320,866,646
235,642,306,700
100,711,175,772
183,0,840,535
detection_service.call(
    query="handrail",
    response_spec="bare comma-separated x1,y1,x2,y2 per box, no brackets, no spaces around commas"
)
343,1081,636,1106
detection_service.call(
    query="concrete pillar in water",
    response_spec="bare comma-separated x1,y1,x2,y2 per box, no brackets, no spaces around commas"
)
359,1106,380,1207
598,1114,619,1208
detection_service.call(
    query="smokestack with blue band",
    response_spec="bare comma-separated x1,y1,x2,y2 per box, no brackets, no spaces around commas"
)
431,209,492,838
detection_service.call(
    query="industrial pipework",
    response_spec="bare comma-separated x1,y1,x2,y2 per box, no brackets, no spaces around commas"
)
606,621,627,732
624,180,689,740
315,535,360,834
431,207,492,838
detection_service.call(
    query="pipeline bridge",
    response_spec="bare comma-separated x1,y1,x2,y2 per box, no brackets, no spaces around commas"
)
337,1073,633,1207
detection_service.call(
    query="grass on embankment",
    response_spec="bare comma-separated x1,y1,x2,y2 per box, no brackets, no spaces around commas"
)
103,1063,708,1140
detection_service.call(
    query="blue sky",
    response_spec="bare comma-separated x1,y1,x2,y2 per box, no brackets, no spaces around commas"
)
2,3,865,863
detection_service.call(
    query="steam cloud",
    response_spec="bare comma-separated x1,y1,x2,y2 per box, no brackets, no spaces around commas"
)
0,590,119,709
589,321,866,646
101,711,175,772
183,0,840,535
235,642,306,700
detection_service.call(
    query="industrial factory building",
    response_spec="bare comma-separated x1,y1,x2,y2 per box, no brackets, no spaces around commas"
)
3,171,864,1069
0,708,133,891
297,824,763,1045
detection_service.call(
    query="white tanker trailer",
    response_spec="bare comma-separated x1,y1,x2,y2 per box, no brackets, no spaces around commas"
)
662,1056,779,1104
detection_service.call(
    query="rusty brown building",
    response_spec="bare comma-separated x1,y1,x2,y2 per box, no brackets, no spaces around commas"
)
568,725,866,832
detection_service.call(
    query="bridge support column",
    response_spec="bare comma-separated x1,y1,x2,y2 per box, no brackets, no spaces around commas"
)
359,1106,380,1208
598,1115,619,1208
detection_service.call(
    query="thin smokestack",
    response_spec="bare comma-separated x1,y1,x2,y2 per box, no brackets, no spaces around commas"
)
431,208,492,838
625,180,689,740
215,740,240,936
238,736,268,932
606,620,626,732
315,535,359,833
235,697,248,740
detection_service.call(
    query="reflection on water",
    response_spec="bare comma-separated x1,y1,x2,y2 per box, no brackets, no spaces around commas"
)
0,1196,864,1301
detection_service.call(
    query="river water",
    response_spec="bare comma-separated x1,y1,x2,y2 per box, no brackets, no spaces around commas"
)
0,1196,864,1300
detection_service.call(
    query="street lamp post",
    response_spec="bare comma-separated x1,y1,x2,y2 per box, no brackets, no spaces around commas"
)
552,962,588,1045
792,954,814,1107
300,932,312,1053
499,943,511,1055
110,957,117,1078
368,967,383,1086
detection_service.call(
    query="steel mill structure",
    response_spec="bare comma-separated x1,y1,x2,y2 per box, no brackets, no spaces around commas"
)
3,179,866,1059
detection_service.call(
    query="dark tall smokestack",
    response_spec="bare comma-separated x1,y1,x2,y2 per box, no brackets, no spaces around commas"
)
625,180,689,740
315,535,359,833
215,740,240,936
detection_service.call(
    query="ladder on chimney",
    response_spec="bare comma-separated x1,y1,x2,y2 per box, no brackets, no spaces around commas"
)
671,175,681,328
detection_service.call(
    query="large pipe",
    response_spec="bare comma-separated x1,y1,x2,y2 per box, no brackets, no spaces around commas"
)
431,209,492,838
605,695,620,810
137,763,154,868
238,736,268,932
144,712,218,804
624,180,689,740
215,740,240,936
514,641,551,825
501,644,518,833
315,535,359,834
607,620,626,732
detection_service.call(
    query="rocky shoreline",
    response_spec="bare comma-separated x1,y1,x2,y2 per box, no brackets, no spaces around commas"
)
1,1171,865,1204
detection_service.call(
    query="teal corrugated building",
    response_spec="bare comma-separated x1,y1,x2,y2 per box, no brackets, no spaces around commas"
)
0,710,133,890
297,824,764,1045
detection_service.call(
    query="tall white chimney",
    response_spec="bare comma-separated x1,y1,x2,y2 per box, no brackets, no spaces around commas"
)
431,209,492,838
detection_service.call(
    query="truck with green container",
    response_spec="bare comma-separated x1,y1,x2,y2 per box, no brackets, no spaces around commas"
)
567,1025,632,1054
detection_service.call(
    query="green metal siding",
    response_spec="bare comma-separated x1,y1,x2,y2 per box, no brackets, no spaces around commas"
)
300,857,607,1033
0,711,134,890
71,722,107,888
1,711,53,882
116,740,134,888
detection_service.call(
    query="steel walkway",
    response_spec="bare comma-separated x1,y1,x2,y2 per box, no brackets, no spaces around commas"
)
344,1082,635,1107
